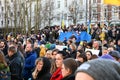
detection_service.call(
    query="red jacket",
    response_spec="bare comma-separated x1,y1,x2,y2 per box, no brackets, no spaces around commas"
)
50,68,63,80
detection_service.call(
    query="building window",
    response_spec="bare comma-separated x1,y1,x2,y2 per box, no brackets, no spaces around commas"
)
0,1,1,5
57,14,60,20
114,7,118,13
7,6,10,10
8,20,9,24
57,1,60,8
1,20,3,25
93,0,96,3
51,2,54,9
18,11,20,16
11,12,13,17
92,9,97,19
64,13,67,20
1,7,4,11
79,0,83,5
65,0,67,7
79,12,83,19
104,9,107,18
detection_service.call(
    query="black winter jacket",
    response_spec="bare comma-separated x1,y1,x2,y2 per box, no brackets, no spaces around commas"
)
6,53,23,80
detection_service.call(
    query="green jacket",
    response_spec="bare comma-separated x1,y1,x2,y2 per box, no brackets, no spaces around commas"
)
0,63,11,80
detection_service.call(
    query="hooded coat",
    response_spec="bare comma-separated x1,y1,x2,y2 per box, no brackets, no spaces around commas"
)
35,57,51,80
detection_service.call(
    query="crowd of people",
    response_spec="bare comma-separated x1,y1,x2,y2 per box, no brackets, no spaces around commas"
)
0,24,120,80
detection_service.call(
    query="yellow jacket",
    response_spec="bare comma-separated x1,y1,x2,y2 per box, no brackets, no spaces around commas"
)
39,45,46,57
99,32,105,41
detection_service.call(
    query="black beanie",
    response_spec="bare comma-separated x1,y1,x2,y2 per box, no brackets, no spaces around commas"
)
76,59,120,80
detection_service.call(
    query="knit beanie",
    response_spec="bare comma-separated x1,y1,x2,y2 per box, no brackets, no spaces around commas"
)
109,50,120,59
76,59,120,80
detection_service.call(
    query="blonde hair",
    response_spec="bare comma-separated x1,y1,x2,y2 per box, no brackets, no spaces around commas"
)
35,57,43,66
46,50,52,54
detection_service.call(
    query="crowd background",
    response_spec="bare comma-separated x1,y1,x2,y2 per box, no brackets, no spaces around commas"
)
0,24,120,80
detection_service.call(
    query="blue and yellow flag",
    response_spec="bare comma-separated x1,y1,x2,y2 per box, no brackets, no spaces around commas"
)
104,0,120,6
61,15,65,29
87,20,91,34
61,19,64,29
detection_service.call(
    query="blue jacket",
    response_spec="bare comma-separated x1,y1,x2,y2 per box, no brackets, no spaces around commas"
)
23,50,37,79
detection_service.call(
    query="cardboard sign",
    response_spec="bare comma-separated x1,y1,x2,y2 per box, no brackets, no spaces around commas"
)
85,48,100,56
56,45,68,51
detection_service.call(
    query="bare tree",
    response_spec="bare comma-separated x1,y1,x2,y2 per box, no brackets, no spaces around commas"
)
4,0,8,36
41,0,54,27
69,0,79,25
34,0,42,33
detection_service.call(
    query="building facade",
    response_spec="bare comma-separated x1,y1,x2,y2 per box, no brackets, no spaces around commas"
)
40,0,120,27
0,0,120,34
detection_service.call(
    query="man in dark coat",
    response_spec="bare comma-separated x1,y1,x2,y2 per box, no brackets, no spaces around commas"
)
6,45,23,80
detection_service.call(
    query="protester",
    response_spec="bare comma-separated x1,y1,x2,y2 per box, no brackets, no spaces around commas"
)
85,50,92,60
51,49,59,59
76,51,87,65
50,51,64,80
109,50,120,62
107,46,115,53
77,45,84,52
75,59,120,80
102,47,108,55
61,58,78,80
17,41,25,57
68,43,77,59
0,40,8,56
23,43,37,80
116,39,120,53
39,44,46,57
91,54,98,60
50,59,57,75
92,40,102,56
45,50,52,60
32,57,51,80
34,40,40,57
0,50,11,80
6,46,23,80
67,39,73,48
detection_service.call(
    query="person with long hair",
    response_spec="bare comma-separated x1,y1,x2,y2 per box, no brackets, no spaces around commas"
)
61,58,78,80
0,50,11,80
32,57,51,80
50,51,65,80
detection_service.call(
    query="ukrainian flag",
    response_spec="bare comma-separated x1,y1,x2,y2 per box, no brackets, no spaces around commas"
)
61,19,64,29
61,15,65,29
87,20,91,34
104,0,120,6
